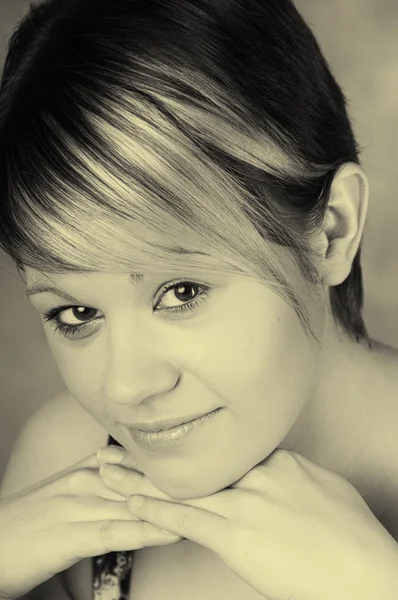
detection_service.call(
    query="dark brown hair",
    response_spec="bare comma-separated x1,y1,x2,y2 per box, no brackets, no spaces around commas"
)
0,0,369,343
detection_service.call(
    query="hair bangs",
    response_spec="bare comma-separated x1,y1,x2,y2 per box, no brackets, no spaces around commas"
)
6,73,312,285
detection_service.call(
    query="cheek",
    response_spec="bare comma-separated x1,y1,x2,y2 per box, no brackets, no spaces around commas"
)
45,333,103,405
198,298,317,424
204,300,316,389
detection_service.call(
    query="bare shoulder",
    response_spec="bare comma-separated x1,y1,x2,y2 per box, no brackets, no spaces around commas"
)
0,389,108,498
364,341,398,540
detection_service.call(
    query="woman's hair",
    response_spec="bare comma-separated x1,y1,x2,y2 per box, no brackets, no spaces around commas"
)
0,0,369,344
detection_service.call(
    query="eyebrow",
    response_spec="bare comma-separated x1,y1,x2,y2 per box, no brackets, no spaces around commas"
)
25,273,144,301
25,285,83,302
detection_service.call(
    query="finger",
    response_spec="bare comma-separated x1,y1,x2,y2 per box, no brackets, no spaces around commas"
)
65,519,183,560
97,444,230,511
97,445,144,473
126,495,230,552
98,462,236,517
231,449,305,492
256,448,343,489
99,464,173,500
50,466,129,503
287,450,336,479
38,451,102,490
290,451,355,492
61,494,141,523
63,451,104,471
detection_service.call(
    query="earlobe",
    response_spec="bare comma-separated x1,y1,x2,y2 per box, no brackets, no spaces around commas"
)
318,163,369,287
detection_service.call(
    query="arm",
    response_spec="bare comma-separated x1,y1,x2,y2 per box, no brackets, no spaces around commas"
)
0,393,84,600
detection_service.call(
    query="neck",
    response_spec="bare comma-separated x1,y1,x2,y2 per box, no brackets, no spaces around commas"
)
280,323,398,487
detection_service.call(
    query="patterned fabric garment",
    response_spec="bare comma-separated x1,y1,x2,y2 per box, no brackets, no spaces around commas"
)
92,435,134,600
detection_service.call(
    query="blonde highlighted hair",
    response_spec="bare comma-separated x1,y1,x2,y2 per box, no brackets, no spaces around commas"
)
0,0,369,343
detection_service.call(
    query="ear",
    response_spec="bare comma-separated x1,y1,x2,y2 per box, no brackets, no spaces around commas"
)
315,162,369,287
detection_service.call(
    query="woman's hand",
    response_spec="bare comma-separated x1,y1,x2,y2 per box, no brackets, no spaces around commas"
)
98,446,398,600
0,452,182,600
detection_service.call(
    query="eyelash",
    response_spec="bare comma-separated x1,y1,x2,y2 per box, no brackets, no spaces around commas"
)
42,280,210,340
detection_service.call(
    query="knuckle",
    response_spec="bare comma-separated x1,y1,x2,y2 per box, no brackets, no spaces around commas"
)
176,506,194,530
268,448,301,471
271,448,296,463
137,519,150,547
136,519,176,547
134,474,147,495
238,467,265,488
99,519,117,542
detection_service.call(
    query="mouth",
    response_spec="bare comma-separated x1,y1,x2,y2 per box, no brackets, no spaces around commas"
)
125,408,223,451
123,409,222,433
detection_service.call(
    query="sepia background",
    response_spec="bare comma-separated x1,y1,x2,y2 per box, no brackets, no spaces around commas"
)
1,0,398,481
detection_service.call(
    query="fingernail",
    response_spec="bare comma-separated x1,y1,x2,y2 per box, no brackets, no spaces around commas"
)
97,445,124,464
100,464,125,481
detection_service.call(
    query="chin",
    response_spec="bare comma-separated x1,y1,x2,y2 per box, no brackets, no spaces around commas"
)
148,472,228,501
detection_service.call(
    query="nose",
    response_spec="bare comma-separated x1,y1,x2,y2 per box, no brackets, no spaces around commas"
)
103,324,181,406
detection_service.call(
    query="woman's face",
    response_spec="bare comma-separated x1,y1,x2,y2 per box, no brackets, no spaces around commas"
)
26,267,322,499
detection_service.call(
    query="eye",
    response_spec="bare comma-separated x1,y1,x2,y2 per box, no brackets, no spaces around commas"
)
158,282,200,307
50,306,100,326
155,281,210,314
43,305,103,339
42,279,211,340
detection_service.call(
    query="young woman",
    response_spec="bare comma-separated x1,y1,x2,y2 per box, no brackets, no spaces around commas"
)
1,0,398,599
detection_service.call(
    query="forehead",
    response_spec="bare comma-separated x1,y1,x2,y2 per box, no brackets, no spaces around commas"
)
24,267,142,280
23,267,144,292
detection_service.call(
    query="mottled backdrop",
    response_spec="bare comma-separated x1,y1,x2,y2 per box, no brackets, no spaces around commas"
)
1,0,397,480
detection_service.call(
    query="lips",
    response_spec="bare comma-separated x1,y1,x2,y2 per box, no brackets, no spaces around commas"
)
127,408,223,451
120,410,221,433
